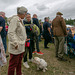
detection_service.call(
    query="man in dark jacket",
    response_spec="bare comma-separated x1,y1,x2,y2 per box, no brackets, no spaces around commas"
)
43,17,51,48
0,12,6,53
32,14,39,27
32,14,43,55
39,22,42,41
52,12,67,61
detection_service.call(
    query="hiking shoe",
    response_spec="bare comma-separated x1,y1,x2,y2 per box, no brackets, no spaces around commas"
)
36,51,44,55
32,51,37,54
23,62,30,68
57,57,67,61
28,58,33,62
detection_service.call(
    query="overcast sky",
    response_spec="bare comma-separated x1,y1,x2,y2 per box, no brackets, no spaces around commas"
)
0,0,75,21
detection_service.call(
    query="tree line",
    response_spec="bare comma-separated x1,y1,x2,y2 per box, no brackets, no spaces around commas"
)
64,18,75,25
4,17,75,26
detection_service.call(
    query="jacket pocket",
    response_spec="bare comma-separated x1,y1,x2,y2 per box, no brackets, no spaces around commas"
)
18,44,25,51
10,44,15,50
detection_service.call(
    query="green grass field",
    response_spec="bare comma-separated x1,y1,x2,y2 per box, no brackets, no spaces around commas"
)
1,40,75,75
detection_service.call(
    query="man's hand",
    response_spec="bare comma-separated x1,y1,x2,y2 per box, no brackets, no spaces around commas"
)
26,39,30,41
48,27,51,35
0,27,3,32
15,45,18,50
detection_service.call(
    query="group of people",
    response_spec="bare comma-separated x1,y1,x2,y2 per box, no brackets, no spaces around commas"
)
0,6,75,75
0,6,44,75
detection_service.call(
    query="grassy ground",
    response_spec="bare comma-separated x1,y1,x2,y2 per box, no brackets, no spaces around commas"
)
1,40,75,75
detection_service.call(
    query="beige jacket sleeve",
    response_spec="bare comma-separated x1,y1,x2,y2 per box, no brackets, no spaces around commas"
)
8,17,18,47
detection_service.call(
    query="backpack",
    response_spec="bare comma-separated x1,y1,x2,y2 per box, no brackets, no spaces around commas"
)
25,24,40,36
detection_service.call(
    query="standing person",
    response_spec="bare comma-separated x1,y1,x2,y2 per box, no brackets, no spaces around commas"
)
43,17,51,48
0,34,7,75
32,14,43,55
0,12,7,53
8,6,27,75
23,13,34,68
52,12,67,61
72,34,75,49
32,14,39,27
49,21,54,43
39,22,42,41
5,23,8,35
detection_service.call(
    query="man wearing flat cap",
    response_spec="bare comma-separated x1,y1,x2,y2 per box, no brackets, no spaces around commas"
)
8,6,27,75
52,12,67,61
56,12,63,15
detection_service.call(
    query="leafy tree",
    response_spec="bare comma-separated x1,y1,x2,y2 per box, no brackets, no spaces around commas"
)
64,18,75,25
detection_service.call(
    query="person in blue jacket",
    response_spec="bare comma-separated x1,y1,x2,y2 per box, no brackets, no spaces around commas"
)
43,17,51,48
72,34,75,49
32,14,43,55
0,12,6,53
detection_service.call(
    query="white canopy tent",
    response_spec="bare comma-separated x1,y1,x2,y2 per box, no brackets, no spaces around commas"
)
66,25,74,28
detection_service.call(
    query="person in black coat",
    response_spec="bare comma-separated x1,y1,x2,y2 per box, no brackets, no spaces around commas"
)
43,17,51,48
39,22,42,41
0,12,7,53
32,14,43,55
32,14,39,27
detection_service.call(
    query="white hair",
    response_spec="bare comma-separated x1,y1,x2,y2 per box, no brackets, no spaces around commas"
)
17,6,28,14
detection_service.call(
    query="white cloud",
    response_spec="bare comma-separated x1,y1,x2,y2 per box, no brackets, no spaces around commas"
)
0,0,75,21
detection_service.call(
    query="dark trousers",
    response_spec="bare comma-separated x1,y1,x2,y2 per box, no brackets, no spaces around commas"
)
35,36,40,52
44,38,49,47
24,47,32,62
43,33,51,48
8,53,24,75
30,40,35,52
38,34,41,41
2,37,7,53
